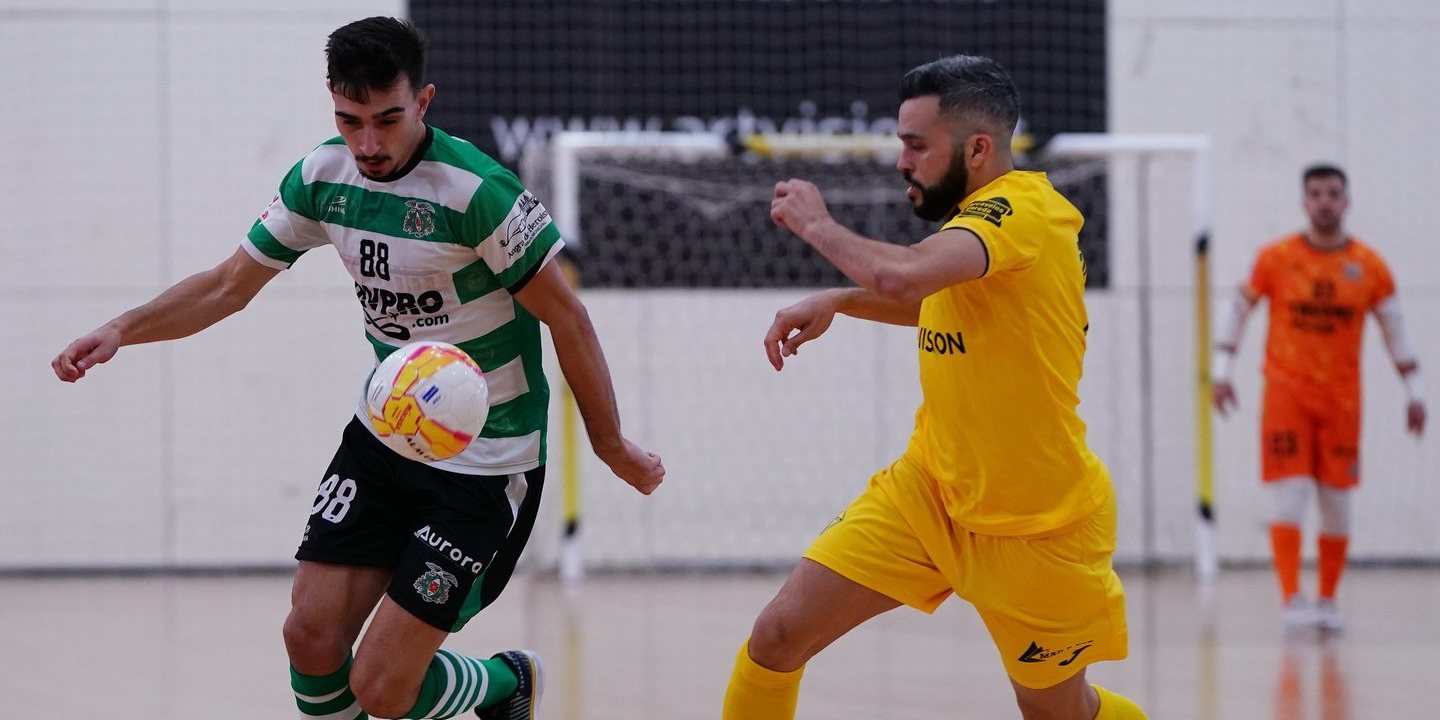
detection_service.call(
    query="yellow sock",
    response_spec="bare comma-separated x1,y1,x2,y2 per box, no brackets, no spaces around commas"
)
721,639,805,720
1094,684,1148,719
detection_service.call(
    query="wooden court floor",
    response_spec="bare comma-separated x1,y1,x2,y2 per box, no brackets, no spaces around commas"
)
1,566,1434,719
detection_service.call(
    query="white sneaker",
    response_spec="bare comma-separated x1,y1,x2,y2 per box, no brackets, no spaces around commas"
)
1315,599,1344,633
1282,595,1317,629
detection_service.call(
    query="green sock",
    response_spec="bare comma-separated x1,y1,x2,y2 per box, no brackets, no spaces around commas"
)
403,649,519,719
291,653,368,720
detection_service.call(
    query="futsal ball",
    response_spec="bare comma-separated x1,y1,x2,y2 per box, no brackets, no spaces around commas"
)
365,341,489,462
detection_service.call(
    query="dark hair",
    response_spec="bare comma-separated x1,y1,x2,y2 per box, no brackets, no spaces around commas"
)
326,17,427,103
1302,163,1347,187
899,55,1020,134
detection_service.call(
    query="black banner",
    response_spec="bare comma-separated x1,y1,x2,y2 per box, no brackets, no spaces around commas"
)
412,0,1109,287
415,0,1104,165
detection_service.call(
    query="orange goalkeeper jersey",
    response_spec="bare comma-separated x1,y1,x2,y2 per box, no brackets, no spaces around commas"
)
1245,234,1395,394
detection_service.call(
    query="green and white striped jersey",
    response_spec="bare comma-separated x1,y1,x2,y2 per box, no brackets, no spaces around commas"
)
243,127,562,475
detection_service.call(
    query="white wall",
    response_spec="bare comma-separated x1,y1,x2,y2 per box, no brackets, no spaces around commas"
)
3,0,1437,570
0,0,402,568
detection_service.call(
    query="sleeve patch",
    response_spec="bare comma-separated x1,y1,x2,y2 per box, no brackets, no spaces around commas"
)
956,197,1014,227
500,191,553,264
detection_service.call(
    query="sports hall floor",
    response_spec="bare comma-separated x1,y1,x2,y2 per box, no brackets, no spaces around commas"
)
1,566,1434,718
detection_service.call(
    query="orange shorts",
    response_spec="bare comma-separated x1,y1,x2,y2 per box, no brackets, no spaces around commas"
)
1261,380,1360,488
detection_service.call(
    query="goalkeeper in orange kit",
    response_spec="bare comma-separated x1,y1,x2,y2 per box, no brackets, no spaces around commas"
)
1212,163,1425,632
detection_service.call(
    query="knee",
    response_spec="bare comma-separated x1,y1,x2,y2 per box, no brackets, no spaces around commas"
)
350,657,416,719
282,609,348,672
1270,476,1312,526
747,606,813,672
1012,676,1096,720
1316,486,1352,536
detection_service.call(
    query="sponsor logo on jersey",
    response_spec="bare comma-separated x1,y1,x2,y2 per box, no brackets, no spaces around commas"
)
918,326,966,355
1286,299,1356,334
356,285,446,315
1343,261,1362,281
517,191,541,217
502,191,551,258
327,195,348,216
355,284,450,341
414,525,487,574
403,200,437,238
413,562,459,604
956,196,1013,227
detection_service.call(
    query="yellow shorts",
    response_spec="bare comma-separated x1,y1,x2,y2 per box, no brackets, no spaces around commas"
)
803,457,1129,689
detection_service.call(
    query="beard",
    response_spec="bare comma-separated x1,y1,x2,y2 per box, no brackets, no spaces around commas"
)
356,156,394,179
905,152,970,222
1310,212,1341,234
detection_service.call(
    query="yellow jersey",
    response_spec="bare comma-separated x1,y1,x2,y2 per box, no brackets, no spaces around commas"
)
902,170,1110,536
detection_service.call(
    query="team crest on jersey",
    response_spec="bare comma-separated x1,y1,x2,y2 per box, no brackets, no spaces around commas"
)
414,562,458,604
1343,261,1362,281
403,200,437,238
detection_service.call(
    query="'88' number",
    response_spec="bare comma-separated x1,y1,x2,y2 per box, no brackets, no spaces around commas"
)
359,239,390,280
312,474,358,523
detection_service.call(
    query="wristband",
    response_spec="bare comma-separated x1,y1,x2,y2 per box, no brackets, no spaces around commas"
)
1211,349,1234,384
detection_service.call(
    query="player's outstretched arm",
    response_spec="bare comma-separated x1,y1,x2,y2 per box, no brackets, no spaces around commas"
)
51,248,280,383
764,288,918,371
770,179,987,305
832,287,922,326
1374,296,1426,436
514,261,664,494
1210,286,1259,417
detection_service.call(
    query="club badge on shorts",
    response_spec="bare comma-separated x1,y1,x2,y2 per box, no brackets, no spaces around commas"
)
414,562,459,604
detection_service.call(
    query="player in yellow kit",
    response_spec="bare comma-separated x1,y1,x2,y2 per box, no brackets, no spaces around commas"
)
722,56,1147,719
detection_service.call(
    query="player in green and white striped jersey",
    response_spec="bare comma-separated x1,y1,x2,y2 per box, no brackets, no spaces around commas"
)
51,17,664,720
246,87,556,478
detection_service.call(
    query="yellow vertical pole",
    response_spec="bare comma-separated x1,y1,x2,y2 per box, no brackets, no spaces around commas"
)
1195,233,1218,580
557,257,584,584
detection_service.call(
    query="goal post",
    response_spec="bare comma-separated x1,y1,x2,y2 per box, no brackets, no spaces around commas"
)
547,131,732,247
1040,133,1217,581
524,130,1214,581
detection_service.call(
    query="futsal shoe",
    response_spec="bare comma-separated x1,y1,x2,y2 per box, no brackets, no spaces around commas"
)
1281,594,1317,630
1314,599,1345,633
477,650,544,720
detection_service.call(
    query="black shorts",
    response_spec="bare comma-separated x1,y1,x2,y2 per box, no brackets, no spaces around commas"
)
297,417,545,632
